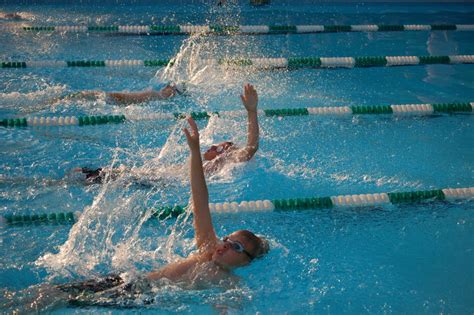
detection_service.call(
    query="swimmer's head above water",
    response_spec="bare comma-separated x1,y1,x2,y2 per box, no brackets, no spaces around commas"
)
212,230,269,269
203,141,234,161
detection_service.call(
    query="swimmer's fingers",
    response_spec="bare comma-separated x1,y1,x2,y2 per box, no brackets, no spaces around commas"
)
183,127,192,140
241,83,258,112
187,117,199,135
183,117,200,149
183,127,199,150
245,83,257,99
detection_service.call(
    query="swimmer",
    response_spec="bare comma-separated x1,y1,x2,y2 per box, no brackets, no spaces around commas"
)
146,116,269,286
3,117,269,312
76,83,259,184
53,82,186,106
202,83,259,174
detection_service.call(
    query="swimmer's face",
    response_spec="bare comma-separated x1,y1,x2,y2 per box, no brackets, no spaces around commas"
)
212,230,258,269
203,141,233,161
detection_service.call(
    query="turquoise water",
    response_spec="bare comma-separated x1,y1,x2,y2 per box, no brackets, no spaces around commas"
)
1,2,473,314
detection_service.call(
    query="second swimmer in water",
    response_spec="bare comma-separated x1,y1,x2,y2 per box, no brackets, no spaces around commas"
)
76,83,259,184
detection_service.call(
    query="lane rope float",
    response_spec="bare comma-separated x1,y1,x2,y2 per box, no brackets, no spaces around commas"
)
1,24,473,35
3,187,473,226
1,54,473,69
1,102,472,128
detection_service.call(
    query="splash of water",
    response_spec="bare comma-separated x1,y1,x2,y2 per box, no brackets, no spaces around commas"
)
35,0,259,289
153,21,272,111
0,84,68,112
35,120,197,279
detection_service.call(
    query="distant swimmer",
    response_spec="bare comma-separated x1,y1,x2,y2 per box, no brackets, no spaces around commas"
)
3,117,269,312
55,81,187,106
76,83,260,184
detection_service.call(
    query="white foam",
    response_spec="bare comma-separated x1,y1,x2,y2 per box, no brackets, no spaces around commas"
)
0,85,68,112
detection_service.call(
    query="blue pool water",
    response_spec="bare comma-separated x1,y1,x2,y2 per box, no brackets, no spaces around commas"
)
1,1,473,314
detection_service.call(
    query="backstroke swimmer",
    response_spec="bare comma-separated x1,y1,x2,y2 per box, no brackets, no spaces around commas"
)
77,83,259,184
1,117,269,312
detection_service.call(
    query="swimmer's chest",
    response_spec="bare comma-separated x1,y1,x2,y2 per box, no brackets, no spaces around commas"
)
159,255,226,285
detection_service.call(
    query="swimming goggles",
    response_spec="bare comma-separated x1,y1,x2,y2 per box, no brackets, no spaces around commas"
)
222,236,254,260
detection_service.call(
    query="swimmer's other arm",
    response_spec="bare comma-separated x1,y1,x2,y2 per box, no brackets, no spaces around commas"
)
235,83,259,162
183,118,219,250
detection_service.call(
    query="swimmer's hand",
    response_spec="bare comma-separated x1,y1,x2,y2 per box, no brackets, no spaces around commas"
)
241,83,258,113
183,117,200,152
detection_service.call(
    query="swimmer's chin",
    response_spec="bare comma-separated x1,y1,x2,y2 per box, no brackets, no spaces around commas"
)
211,252,234,271
211,252,225,268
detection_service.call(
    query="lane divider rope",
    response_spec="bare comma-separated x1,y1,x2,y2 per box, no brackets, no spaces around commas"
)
1,102,472,128
2,55,474,69
1,24,473,34
3,187,473,226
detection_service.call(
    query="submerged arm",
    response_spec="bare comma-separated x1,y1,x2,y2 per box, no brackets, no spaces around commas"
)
183,118,218,250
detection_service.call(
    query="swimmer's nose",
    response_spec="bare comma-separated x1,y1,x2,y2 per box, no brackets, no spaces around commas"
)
222,242,232,251
216,242,229,254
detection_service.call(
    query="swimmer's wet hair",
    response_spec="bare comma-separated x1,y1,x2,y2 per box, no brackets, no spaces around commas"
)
256,236,270,258
237,229,270,259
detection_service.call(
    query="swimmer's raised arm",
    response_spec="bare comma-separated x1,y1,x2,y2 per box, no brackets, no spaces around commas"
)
183,118,218,250
235,83,259,162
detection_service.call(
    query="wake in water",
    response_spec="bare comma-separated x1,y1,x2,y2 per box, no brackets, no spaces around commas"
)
1,273,250,312
0,84,70,114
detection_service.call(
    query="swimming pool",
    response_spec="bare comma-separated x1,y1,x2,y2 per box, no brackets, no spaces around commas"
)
1,1,473,313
